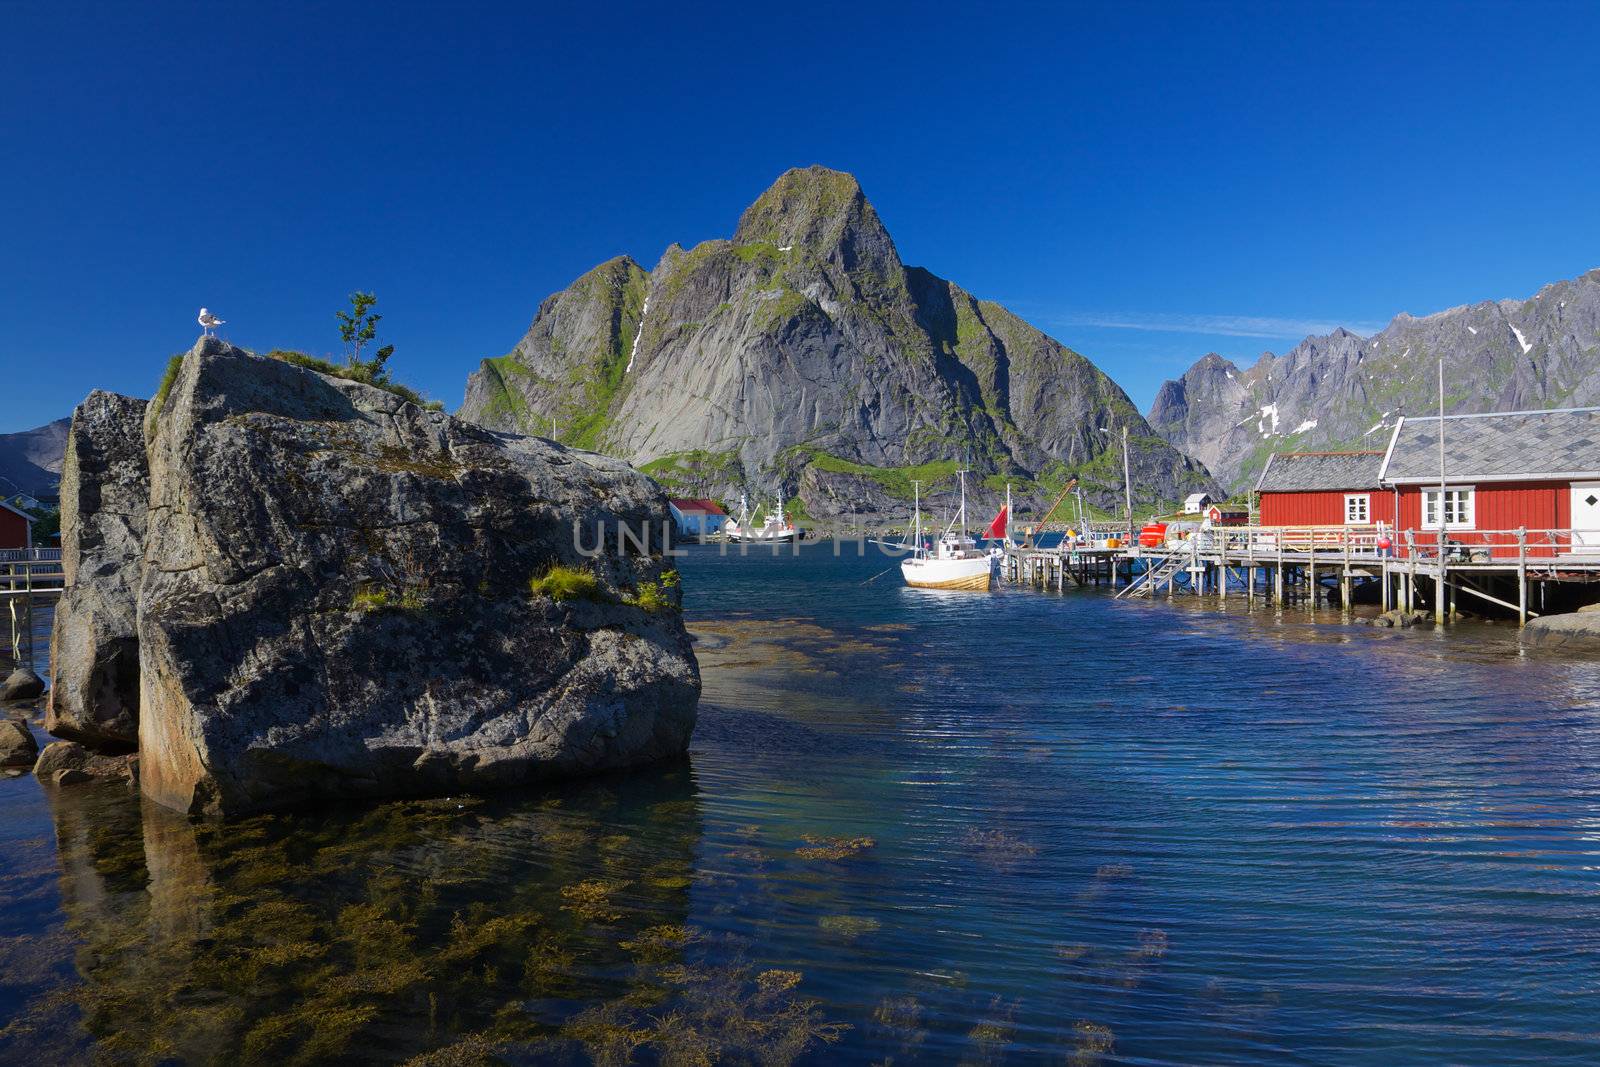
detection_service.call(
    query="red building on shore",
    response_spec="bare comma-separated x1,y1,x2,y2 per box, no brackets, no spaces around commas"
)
1254,407,1600,558
0,501,34,551
1255,450,1392,527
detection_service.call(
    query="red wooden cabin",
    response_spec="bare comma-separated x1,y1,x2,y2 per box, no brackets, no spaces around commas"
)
1375,408,1600,559
1254,451,1392,527
1254,408,1600,560
0,501,34,551
1205,504,1248,526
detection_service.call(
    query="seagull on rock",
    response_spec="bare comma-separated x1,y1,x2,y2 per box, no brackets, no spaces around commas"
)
198,308,225,337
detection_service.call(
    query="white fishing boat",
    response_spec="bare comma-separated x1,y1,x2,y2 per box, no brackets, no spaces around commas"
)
724,490,798,543
895,471,995,591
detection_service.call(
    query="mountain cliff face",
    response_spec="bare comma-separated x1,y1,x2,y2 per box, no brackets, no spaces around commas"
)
1150,268,1600,491
461,167,1212,519
0,416,69,498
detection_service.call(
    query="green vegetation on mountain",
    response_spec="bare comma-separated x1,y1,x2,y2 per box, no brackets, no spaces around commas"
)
784,447,959,499
472,355,537,428
640,449,745,495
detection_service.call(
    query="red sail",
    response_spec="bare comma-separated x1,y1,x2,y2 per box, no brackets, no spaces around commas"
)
982,505,1008,540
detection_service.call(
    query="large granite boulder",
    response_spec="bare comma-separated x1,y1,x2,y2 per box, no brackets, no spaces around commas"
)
137,339,698,816
47,391,149,748
1522,611,1600,649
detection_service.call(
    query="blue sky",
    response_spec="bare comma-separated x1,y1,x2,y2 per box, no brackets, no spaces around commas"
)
4,1,1598,432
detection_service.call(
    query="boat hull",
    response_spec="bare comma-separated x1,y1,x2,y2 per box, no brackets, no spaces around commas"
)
901,556,992,591
725,530,797,543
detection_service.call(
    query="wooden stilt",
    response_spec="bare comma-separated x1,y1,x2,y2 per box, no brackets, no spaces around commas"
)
1517,527,1528,627
1435,560,1446,625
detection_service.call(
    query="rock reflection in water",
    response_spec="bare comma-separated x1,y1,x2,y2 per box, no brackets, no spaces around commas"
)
4,766,842,1064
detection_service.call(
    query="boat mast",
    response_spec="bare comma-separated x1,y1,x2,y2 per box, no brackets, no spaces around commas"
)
957,467,968,541
911,479,922,558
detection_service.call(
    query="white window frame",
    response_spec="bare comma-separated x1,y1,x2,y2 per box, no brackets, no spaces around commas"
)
1343,493,1370,525
1421,486,1475,531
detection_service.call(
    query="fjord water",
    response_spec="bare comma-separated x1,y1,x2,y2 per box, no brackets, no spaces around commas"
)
4,543,1600,1064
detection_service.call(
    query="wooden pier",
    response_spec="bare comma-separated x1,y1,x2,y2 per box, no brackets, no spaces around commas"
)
1002,525,1600,625
1,548,63,671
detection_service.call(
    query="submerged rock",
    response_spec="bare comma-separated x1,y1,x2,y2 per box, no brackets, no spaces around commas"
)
48,390,149,748
137,339,699,816
1,667,45,701
33,739,136,784
1375,609,1434,629
0,719,38,766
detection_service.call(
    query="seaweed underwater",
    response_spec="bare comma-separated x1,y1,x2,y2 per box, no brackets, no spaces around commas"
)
0,766,850,1065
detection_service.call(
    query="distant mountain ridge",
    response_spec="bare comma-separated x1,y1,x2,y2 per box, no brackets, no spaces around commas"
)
1148,267,1600,491
0,416,69,498
460,166,1212,520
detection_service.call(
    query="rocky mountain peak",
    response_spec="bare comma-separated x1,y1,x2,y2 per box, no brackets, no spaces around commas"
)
461,167,1214,520
1192,353,1238,373
1149,265,1600,491
0,416,70,497
733,165,901,279
585,254,645,282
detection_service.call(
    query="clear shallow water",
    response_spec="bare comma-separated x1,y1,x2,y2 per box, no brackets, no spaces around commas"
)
4,543,1600,1064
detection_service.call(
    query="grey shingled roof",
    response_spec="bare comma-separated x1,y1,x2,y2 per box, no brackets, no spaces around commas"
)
1380,407,1600,483
1256,451,1385,492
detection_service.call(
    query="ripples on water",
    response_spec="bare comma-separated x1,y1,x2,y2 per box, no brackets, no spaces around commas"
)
3,543,1600,1064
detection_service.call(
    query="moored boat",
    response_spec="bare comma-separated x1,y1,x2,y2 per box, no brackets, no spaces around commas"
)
894,470,995,591
724,490,798,543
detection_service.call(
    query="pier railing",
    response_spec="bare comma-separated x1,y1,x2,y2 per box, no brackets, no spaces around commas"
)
1396,527,1600,564
1132,524,1382,557
1128,524,1600,567
0,547,61,563
1,551,59,668
0,552,65,597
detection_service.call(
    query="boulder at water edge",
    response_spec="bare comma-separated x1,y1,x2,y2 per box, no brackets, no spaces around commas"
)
48,391,149,747
1,719,38,767
0,668,45,702
136,339,699,816
1522,611,1600,649
32,738,136,784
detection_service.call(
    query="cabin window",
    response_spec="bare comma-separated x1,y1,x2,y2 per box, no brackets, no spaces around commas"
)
1422,487,1474,530
1344,494,1370,524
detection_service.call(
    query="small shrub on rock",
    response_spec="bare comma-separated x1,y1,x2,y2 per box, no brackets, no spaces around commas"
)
530,565,601,603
